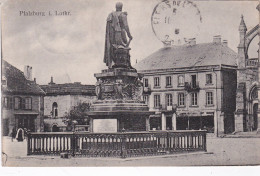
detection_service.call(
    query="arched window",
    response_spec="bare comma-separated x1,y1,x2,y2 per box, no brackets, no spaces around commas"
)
52,102,58,117
250,86,258,101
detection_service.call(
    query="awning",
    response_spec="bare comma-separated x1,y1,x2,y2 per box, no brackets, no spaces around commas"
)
14,111,39,115
177,111,214,117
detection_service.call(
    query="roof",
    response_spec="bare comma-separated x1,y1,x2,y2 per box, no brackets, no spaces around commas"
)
2,60,45,95
134,42,238,72
40,82,96,96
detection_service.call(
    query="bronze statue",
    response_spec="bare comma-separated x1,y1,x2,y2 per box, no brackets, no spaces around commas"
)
104,2,133,68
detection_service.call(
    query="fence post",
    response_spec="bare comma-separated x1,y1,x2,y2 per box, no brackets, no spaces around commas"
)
121,134,127,158
27,133,31,155
166,132,170,154
71,132,75,156
203,131,207,152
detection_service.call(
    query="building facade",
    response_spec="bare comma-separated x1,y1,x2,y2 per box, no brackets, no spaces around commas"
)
135,36,238,135
40,78,96,132
235,11,260,132
1,60,45,136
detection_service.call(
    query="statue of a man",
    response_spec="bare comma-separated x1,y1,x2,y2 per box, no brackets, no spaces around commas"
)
104,2,133,68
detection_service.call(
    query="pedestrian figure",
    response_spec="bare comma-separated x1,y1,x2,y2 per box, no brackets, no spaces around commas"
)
11,127,16,142
24,128,28,140
16,128,24,142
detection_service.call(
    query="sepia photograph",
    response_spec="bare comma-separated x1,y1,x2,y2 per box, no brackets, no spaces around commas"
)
0,0,260,168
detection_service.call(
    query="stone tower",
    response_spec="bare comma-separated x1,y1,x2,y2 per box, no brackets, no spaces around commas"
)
235,11,260,133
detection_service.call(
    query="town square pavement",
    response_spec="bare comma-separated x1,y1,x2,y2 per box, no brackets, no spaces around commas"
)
2,135,260,166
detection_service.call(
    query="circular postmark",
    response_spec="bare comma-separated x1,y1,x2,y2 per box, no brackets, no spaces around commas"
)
151,0,202,46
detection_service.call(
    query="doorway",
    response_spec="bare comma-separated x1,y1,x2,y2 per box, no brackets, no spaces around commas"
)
16,116,35,132
166,116,172,130
52,125,59,132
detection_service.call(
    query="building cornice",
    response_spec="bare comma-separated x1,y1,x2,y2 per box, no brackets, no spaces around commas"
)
138,65,237,75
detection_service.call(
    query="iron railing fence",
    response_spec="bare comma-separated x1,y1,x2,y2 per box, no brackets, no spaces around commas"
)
27,130,207,158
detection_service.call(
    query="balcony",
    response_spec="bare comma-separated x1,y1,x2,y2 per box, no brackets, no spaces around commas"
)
246,58,258,68
143,84,151,94
184,81,200,92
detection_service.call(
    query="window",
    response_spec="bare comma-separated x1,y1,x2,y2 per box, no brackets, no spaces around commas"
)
166,94,173,106
143,95,149,105
206,92,214,105
143,78,149,87
166,76,172,87
3,97,13,109
3,97,8,108
25,97,32,110
191,75,197,88
178,93,185,106
154,95,161,108
52,102,58,117
206,74,212,84
154,77,160,87
191,93,198,106
14,97,21,110
178,75,184,86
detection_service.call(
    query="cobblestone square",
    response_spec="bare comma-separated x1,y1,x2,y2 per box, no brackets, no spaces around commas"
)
2,136,260,166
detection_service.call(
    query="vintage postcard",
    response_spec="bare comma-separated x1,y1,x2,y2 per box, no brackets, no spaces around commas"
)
1,0,260,167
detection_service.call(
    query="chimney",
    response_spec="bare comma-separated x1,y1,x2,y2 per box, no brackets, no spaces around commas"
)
222,40,228,47
34,78,36,83
24,65,32,81
188,38,196,46
213,35,221,44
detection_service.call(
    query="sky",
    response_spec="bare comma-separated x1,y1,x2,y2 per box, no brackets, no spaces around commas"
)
1,0,259,85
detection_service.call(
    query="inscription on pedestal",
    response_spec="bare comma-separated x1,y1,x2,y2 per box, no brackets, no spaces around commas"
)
93,119,117,133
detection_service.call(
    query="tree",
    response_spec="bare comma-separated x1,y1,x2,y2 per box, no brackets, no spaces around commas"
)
63,103,91,131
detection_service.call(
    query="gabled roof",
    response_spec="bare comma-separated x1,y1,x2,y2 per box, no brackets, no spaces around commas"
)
134,43,238,72
2,60,45,95
40,83,96,96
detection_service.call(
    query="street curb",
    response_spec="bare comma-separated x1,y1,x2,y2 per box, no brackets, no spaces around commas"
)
10,151,213,161
221,136,260,138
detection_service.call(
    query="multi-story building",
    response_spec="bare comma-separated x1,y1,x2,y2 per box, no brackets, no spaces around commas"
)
1,60,45,136
40,77,96,132
135,36,238,135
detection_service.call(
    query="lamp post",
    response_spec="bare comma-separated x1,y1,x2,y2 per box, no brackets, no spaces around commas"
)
172,104,177,131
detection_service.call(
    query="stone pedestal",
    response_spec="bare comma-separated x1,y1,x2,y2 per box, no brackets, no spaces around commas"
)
87,65,154,132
